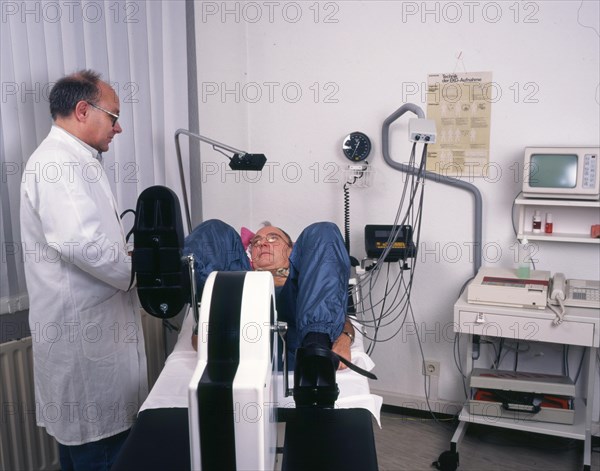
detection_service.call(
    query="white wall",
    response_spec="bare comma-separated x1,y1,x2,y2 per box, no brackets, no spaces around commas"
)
194,0,600,421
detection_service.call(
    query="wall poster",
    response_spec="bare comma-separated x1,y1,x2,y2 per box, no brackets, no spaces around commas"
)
426,71,493,178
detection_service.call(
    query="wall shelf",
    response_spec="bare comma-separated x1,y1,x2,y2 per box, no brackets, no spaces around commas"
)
515,197,600,244
519,231,600,244
515,198,600,208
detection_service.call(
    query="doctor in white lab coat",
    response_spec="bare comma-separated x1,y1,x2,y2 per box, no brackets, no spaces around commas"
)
20,70,147,471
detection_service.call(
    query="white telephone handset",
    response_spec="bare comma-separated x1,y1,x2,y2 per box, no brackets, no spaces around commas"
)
548,272,567,325
550,273,567,304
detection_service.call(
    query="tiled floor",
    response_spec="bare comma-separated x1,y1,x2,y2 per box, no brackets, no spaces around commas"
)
373,410,599,471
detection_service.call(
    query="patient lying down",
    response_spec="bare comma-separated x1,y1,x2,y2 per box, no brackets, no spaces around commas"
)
187,220,354,374
185,220,354,369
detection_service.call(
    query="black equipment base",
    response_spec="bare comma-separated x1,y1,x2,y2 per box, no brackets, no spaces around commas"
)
112,408,190,471
113,407,378,471
282,408,378,471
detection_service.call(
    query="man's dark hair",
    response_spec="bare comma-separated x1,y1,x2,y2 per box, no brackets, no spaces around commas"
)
49,70,102,120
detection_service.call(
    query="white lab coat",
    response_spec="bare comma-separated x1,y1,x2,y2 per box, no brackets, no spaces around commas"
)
20,126,148,445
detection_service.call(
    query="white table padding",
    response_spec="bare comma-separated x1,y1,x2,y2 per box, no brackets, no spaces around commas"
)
140,310,382,426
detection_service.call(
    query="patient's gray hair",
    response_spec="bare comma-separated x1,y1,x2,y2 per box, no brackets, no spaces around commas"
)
259,221,293,246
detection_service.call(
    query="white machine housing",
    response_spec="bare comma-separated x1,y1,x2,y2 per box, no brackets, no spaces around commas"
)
408,118,437,143
188,271,279,471
467,267,551,310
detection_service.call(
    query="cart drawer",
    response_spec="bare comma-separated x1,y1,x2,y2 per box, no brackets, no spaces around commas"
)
456,310,596,347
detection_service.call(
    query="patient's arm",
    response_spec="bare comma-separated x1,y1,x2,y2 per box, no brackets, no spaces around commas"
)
333,318,354,370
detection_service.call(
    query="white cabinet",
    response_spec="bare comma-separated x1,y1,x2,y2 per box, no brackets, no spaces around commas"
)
451,290,599,470
516,197,600,244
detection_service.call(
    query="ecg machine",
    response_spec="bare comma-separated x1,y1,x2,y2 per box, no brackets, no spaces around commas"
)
467,267,551,310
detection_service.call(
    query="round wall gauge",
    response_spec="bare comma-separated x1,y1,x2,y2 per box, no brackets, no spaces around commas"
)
342,132,371,162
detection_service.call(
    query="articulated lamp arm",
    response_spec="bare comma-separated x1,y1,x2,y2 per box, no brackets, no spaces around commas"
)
174,128,267,233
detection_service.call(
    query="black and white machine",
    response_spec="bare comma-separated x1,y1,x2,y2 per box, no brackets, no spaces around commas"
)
188,270,281,470
126,185,378,471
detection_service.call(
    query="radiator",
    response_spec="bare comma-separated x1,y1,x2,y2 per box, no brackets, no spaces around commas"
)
0,311,166,471
0,337,59,471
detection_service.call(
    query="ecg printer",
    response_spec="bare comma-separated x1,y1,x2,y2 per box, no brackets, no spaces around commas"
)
467,268,551,310
467,267,600,326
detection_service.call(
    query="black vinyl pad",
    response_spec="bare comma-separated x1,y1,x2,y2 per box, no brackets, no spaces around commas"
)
112,408,190,471
133,186,189,318
282,408,378,471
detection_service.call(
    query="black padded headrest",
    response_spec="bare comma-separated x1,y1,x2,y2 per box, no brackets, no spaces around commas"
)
133,186,189,318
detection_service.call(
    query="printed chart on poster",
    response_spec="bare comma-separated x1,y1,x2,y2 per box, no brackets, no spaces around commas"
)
426,71,492,178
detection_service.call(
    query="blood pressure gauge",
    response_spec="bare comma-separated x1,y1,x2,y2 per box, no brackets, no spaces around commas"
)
342,132,371,162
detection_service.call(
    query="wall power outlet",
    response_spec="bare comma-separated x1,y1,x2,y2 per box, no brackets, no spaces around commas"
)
423,360,440,377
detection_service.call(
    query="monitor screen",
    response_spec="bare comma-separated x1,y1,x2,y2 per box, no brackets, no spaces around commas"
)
529,153,577,188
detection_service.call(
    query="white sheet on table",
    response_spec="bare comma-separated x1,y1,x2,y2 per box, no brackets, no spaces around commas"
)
140,309,382,426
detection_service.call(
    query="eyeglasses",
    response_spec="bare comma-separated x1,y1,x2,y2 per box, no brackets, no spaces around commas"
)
250,233,290,247
87,102,119,127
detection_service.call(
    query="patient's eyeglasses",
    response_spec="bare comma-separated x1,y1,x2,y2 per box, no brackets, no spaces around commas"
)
87,101,119,127
250,233,290,247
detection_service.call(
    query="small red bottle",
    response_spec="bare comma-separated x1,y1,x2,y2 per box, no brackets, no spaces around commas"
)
545,213,553,234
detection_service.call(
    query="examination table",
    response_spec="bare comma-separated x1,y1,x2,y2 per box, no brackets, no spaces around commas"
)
114,185,381,469
113,310,382,470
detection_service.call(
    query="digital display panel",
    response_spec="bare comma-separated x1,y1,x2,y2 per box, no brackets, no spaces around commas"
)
529,154,577,188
